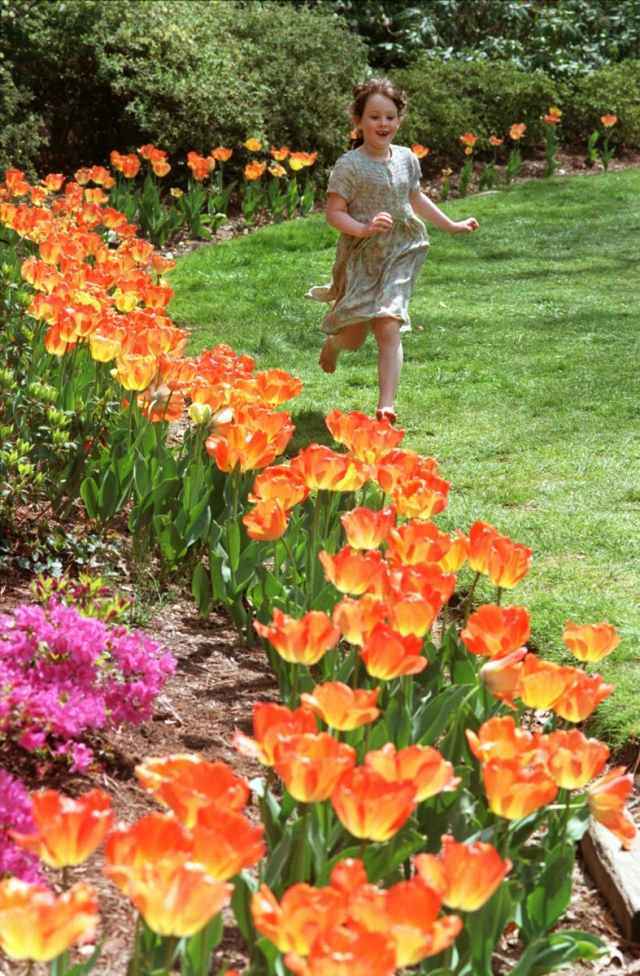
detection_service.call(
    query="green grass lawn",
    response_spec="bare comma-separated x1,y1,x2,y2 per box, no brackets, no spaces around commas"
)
168,169,640,748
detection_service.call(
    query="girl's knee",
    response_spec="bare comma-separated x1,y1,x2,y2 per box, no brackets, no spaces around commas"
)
373,317,402,347
337,323,369,351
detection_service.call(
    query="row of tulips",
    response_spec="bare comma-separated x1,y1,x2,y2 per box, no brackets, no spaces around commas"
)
0,164,637,974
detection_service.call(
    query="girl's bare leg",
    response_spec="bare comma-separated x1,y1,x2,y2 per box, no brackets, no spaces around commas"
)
372,317,403,413
319,322,369,373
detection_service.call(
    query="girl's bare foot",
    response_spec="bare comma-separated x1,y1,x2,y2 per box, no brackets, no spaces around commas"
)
319,338,338,373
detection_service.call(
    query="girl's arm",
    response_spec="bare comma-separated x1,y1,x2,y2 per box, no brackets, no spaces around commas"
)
410,189,479,234
326,192,393,239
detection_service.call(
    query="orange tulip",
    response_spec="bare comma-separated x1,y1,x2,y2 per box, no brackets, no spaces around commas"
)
461,604,530,658
233,701,317,766
252,882,346,955
291,444,368,492
482,757,557,819
365,743,459,802
115,352,158,391
466,715,541,765
341,506,395,550
517,653,578,710
386,519,451,566
301,682,380,731
41,172,65,192
151,158,171,177
386,591,442,637
191,807,265,880
187,150,215,181
467,520,500,574
415,835,511,912
489,135,504,147
0,879,98,961
392,473,450,520
11,789,113,868
387,562,456,605
588,767,637,850
360,623,426,679
245,160,267,180
332,766,416,841
509,123,527,140
243,499,288,540
487,536,532,588
253,368,303,405
332,594,387,646
329,857,368,895
551,671,614,722
274,732,356,802
135,754,249,828
412,144,430,158
375,448,437,494
206,411,293,473
563,621,620,663
459,132,478,148
244,138,263,152
543,106,562,125
600,114,618,128
438,529,469,572
285,925,396,976
479,647,527,707
212,146,233,162
270,146,290,161
254,609,339,665
545,730,609,789
325,409,404,464
269,162,287,178
104,813,232,936
385,878,462,964
250,465,308,509
318,546,385,596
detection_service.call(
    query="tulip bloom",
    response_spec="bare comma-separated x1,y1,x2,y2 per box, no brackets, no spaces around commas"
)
375,449,438,495
0,879,98,961
392,473,450,520
415,835,511,912
329,857,369,895
601,114,618,128
517,654,578,711
487,535,532,589
412,144,430,158
386,591,443,637
546,730,609,789
467,520,500,574
135,754,249,828
482,758,557,819
509,123,527,140
254,609,339,665
191,808,265,880
360,623,427,679
105,814,232,936
438,529,469,572
291,444,369,492
365,743,459,802
331,766,416,841
233,701,317,766
386,519,451,566
243,499,288,540
466,716,541,765
461,604,530,658
479,648,527,707
318,546,385,596
11,789,113,868
250,465,308,510
385,878,462,965
341,506,395,550
588,767,637,850
245,160,267,180
332,594,387,646
285,926,397,976
301,682,380,731
325,409,404,464
551,671,614,723
251,882,346,954
563,621,620,663
274,732,356,802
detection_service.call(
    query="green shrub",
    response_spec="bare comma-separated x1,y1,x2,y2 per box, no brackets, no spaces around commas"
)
0,65,46,177
559,60,640,148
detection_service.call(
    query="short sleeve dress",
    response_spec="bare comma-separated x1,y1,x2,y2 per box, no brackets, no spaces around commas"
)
306,144,429,335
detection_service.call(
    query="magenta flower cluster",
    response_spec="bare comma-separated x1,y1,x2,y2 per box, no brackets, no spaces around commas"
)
0,769,43,883
0,600,176,771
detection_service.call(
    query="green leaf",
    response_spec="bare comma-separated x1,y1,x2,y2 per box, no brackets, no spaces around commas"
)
185,496,211,548
509,930,605,976
525,844,575,936
227,517,241,571
263,830,294,891
191,561,212,615
231,871,257,942
415,685,475,745
363,827,425,883
57,943,103,974
181,914,223,976
98,466,119,518
80,475,100,519
464,881,514,976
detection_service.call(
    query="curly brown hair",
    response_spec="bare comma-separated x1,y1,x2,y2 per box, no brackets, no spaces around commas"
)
350,78,407,148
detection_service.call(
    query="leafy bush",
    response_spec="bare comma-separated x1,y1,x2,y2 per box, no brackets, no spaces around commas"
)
559,60,640,148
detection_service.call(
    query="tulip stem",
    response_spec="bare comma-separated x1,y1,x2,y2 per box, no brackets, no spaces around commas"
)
495,586,503,606
462,572,481,623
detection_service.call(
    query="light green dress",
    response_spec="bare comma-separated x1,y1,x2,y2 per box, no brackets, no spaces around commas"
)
307,145,429,335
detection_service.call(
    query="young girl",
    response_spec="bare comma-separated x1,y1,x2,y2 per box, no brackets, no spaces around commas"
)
307,78,479,423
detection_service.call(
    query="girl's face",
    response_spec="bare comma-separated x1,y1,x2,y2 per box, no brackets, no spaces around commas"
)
355,93,401,155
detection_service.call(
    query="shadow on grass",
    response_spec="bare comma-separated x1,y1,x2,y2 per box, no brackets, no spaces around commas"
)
287,409,332,456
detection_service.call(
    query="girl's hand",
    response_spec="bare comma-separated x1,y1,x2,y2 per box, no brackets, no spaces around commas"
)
451,217,479,233
362,211,394,237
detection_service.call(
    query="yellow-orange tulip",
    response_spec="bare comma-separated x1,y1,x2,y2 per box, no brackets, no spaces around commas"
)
340,505,395,550
563,621,620,663
331,766,416,841
411,144,430,158
252,882,346,955
243,499,288,540
135,754,249,828
459,132,478,148
386,591,442,637
244,138,263,152
467,520,500,574
274,732,356,802
329,857,368,895
546,730,609,789
105,814,232,936
415,835,511,911
332,594,387,646
360,623,426,679
245,160,267,180
487,535,532,588
392,473,449,520
375,448,437,494
318,546,385,596
365,743,459,802
301,682,380,731
386,518,451,566
483,758,557,819
233,701,317,766
325,409,404,464
461,604,530,658
517,653,578,710
466,715,541,765
551,671,614,723
291,444,369,492
11,788,113,868
479,648,527,707
191,807,265,880
0,880,98,962
600,114,618,128
509,123,527,140
250,465,308,509
588,767,637,850
385,878,462,965
285,925,396,976
254,608,339,665
212,146,233,161
438,529,469,572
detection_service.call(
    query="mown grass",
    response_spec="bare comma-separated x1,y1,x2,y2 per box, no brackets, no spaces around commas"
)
168,169,640,748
